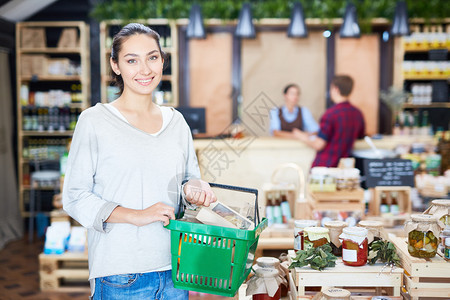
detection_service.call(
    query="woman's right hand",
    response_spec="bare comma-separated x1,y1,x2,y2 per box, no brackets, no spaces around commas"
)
137,202,175,226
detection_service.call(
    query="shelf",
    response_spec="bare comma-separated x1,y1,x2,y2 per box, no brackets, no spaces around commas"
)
20,47,82,54
22,130,74,136
20,75,82,82
402,103,450,109
404,76,449,81
404,47,450,53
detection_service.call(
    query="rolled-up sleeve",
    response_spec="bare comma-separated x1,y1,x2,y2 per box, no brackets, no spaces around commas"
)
62,112,119,233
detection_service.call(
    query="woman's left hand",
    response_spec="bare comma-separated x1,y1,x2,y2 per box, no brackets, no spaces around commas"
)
184,179,217,207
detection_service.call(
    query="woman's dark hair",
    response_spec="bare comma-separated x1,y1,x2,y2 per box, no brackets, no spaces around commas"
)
331,75,354,96
283,83,301,95
110,23,169,95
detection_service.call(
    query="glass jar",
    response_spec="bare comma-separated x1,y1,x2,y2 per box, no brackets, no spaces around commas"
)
424,199,450,228
358,220,383,245
335,168,360,191
309,167,336,192
339,227,368,267
445,238,450,261
248,268,281,300
321,287,351,300
405,214,440,258
254,257,288,297
324,220,348,256
304,227,330,250
294,220,318,251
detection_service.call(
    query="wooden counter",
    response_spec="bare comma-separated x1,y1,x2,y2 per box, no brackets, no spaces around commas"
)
193,135,435,207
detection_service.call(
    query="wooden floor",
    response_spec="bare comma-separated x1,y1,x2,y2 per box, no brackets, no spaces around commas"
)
0,235,228,300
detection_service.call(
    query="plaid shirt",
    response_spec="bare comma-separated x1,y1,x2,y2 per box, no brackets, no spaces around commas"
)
312,101,365,167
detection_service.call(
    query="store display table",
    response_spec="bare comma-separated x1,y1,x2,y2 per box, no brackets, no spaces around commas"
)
288,250,403,297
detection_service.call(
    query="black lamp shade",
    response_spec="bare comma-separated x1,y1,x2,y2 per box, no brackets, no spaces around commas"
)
287,2,308,38
235,3,256,39
391,1,410,36
187,4,206,39
340,3,361,38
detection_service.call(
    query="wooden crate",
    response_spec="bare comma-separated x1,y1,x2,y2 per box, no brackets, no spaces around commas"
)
390,236,450,300
309,189,365,212
39,252,89,292
369,186,411,216
288,250,403,298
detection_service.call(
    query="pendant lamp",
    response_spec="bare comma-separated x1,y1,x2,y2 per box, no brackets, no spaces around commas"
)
391,1,410,36
340,3,360,38
186,4,206,39
235,3,256,39
287,2,308,38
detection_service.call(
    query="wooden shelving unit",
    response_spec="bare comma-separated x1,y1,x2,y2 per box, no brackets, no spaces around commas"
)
99,19,179,106
16,21,90,217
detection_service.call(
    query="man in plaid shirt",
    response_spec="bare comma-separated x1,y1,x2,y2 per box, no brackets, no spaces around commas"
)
296,75,365,167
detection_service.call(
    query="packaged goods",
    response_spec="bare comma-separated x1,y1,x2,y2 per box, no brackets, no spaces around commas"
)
424,199,450,228
304,227,330,250
294,220,318,251
358,220,383,244
324,220,348,256
339,227,368,266
405,214,440,258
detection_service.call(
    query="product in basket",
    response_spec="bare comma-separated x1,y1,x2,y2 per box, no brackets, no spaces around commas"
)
196,200,255,230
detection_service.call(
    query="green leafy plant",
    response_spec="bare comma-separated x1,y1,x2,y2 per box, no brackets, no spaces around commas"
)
368,240,401,267
289,244,337,271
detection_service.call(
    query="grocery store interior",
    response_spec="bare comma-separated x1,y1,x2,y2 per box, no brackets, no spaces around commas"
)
0,0,449,299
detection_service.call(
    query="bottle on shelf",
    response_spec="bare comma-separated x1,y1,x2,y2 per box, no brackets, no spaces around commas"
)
412,111,420,136
390,192,400,215
420,110,432,136
402,112,411,135
380,192,389,214
280,191,292,223
265,193,274,227
392,112,402,136
273,192,283,224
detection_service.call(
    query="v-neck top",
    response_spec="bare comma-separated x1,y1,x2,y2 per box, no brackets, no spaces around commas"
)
104,103,174,136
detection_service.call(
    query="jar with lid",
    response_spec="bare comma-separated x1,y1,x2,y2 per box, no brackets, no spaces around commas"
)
321,287,351,300
339,227,368,266
254,257,288,297
324,221,348,256
309,167,336,192
246,268,282,300
304,227,330,250
445,238,450,261
294,220,318,251
405,214,440,258
423,199,450,228
358,220,383,245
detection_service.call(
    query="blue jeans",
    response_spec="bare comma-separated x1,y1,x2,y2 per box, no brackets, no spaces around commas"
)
93,270,188,300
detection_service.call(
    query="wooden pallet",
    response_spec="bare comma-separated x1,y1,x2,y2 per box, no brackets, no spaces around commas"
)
390,236,450,300
288,250,403,298
39,252,89,292
309,189,365,212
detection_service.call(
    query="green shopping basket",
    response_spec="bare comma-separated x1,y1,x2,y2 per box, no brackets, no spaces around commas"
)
165,182,267,297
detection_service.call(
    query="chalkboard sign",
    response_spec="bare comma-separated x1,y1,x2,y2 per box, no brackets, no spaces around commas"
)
363,159,415,188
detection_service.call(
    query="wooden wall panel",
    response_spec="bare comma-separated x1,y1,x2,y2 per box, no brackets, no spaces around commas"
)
241,31,327,136
189,33,233,136
336,34,380,136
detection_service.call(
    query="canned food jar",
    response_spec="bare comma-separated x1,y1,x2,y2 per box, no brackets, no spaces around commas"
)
358,220,383,244
324,220,348,256
339,227,368,266
294,220,318,251
405,214,440,258
254,257,288,297
321,287,351,300
304,227,330,250
424,199,450,228
249,268,281,300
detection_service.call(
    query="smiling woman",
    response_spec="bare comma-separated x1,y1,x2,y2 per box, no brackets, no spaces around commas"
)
62,23,217,300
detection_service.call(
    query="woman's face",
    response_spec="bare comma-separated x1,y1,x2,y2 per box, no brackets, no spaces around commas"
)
284,86,300,106
110,34,164,96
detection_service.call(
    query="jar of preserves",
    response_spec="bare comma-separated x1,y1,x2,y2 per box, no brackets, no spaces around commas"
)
294,220,318,251
254,257,288,297
358,220,383,245
246,268,282,300
309,167,336,192
321,287,351,300
423,199,450,228
339,227,368,266
324,220,348,256
304,227,330,250
405,214,440,258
